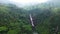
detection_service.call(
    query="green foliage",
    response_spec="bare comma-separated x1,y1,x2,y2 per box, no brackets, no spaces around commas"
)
0,26,7,31
7,30,19,34
0,4,60,34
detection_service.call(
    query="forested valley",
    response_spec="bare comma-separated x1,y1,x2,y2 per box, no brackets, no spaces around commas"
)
0,1,60,34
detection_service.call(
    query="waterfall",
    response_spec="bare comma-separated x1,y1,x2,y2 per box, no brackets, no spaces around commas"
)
29,14,34,27
29,14,38,34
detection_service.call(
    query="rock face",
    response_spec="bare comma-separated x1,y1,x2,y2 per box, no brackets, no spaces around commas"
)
33,32,38,34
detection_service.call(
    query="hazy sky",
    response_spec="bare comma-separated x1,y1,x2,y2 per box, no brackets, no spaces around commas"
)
9,0,48,5
9,0,48,4
0,0,49,7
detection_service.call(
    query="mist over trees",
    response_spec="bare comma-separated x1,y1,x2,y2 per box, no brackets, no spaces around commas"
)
0,1,60,34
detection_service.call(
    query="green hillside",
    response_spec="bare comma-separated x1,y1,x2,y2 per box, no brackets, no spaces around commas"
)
0,3,60,34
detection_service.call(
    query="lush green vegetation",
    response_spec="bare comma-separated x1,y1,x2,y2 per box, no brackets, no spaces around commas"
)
0,3,60,34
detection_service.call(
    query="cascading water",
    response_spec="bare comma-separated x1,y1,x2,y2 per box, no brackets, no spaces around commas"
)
29,14,38,34
29,14,34,27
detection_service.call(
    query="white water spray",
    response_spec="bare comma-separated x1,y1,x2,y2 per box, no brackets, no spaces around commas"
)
29,14,34,27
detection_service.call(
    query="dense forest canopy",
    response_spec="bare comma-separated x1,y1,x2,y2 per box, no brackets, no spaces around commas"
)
0,0,60,34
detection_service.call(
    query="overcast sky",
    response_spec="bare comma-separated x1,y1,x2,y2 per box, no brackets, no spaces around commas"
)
0,0,49,7
10,0,48,5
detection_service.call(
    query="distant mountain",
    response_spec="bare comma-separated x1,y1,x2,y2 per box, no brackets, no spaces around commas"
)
0,0,10,4
0,0,60,10
23,0,60,10
46,0,60,7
